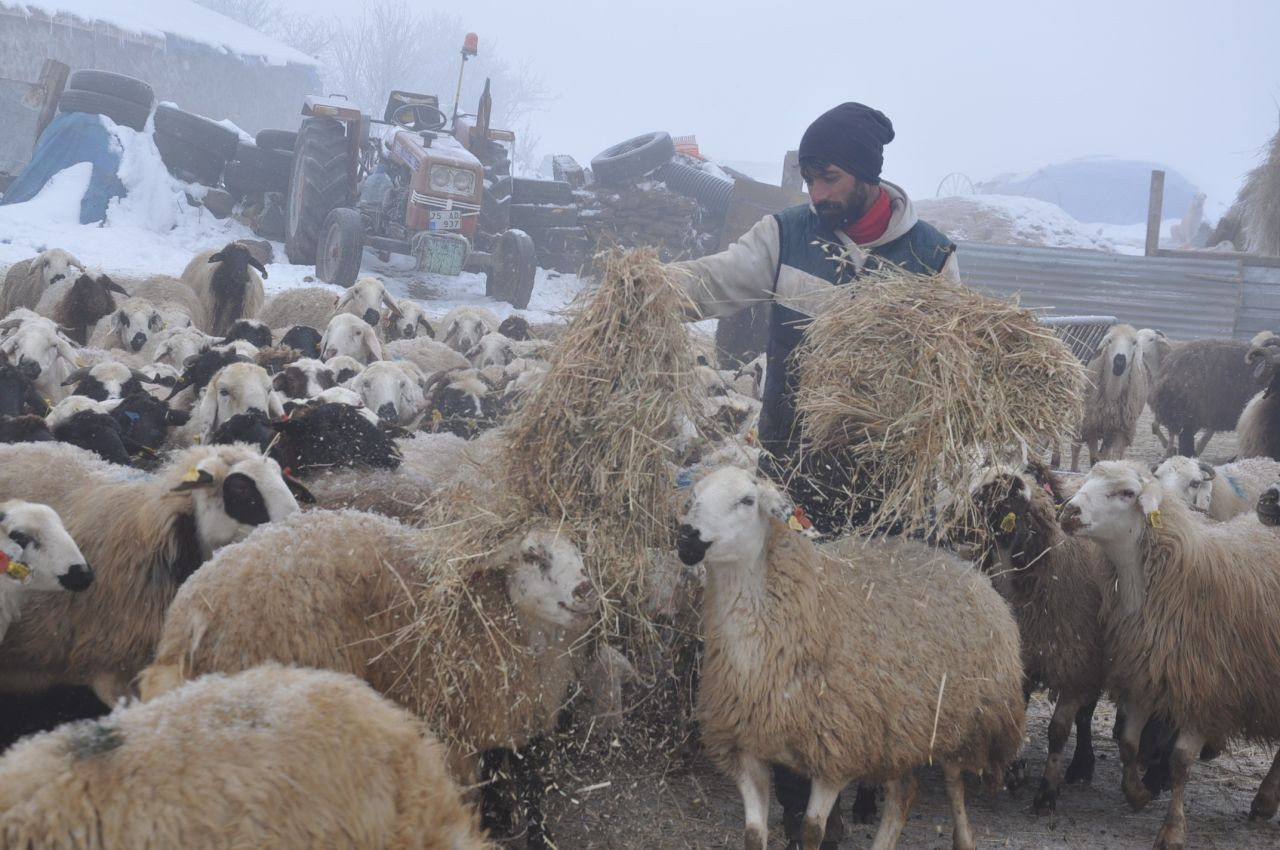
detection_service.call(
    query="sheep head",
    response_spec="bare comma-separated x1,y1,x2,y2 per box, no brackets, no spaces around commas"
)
677,466,788,567
194,362,282,438
55,274,128,344
32,249,85,287
1095,323,1140,395
349,361,425,425
1245,338,1280,394
388,299,433,339
280,325,322,359
1153,456,1216,513
442,308,497,354
1257,484,1280,527
466,332,515,370
152,327,216,370
271,359,336,401
222,319,272,349
337,277,400,327
110,298,164,353
61,362,152,402
0,500,92,593
0,322,78,397
497,314,532,341
321,314,382,364
501,528,597,631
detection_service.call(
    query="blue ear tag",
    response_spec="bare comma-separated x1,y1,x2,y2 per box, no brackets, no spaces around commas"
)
676,469,693,488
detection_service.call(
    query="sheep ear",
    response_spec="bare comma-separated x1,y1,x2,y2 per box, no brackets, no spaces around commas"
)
364,332,383,363
101,276,129,296
172,468,216,491
418,317,434,338
249,256,267,278
208,252,224,264
1137,477,1163,518
382,292,403,318
757,478,789,521
60,367,91,386
282,471,315,504
1197,461,1216,479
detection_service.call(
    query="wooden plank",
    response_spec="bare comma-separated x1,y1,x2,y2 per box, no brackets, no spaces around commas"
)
1145,169,1165,257
32,59,69,150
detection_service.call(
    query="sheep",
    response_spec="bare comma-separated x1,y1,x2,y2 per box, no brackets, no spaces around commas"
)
258,287,340,331
0,249,84,315
119,274,203,329
0,359,49,419
350,360,429,426
180,241,267,336
149,325,216,369
1236,339,1280,460
1137,328,1176,450
44,396,134,466
1150,338,1265,457
730,352,766,400
424,369,500,438
213,402,402,474
1060,460,1280,848
0,320,79,404
388,297,435,339
88,296,170,355
0,664,491,850
968,462,1109,813
1257,483,1280,526
189,362,284,442
33,272,130,345
337,275,402,329
163,347,248,411
221,317,273,349
108,392,190,463
676,466,1024,850
440,305,500,354
386,335,469,376
271,357,336,400
321,312,383,363
0,500,92,641
0,441,308,705
466,332,516,370
279,324,323,358
138,510,598,846
1071,323,1148,470
1251,330,1280,348
60,361,152,402
1154,455,1280,520
0,415,53,444
326,353,366,383
497,314,532,341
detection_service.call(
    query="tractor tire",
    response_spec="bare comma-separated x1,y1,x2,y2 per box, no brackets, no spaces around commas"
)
154,130,226,186
509,203,579,229
316,207,364,288
512,177,574,206
222,159,281,199
590,132,675,186
57,89,150,132
232,143,292,192
66,71,154,108
486,229,537,310
285,117,353,265
255,129,298,152
153,105,240,161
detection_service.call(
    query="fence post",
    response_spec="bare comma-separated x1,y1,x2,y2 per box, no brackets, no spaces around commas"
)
1145,169,1165,257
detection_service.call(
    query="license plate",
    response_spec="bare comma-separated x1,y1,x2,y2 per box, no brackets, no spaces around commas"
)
428,210,461,230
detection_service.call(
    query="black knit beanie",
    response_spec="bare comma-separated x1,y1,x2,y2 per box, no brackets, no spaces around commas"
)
798,102,895,184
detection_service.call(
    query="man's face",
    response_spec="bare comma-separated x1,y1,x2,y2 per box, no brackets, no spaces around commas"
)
802,162,875,230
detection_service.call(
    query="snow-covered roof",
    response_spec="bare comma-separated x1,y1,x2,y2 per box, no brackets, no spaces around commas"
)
1,0,320,67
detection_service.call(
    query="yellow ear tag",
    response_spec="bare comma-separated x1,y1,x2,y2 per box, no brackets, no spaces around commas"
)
1148,510,1163,528
181,467,201,483
787,514,804,532
1000,512,1017,533
193,434,203,444
431,409,443,427
6,561,29,581
42,397,53,408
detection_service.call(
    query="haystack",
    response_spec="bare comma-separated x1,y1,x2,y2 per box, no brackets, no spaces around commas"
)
794,268,1083,535
1238,126,1280,256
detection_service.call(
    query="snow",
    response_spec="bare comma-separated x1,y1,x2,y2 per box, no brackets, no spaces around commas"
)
0,161,91,228
919,194,1123,253
3,0,320,67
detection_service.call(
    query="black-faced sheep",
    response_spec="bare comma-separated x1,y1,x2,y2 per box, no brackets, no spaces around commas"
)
677,467,1024,850
108,392,190,462
34,272,129,345
60,361,150,402
441,305,500,354
1153,455,1280,519
279,324,323,358
0,441,308,705
321,312,383,363
0,415,53,444
0,249,84,315
0,664,491,850
44,396,134,466
1237,339,1280,460
0,360,49,419
968,462,1108,813
180,241,267,336
1150,338,1266,457
1072,323,1148,470
221,318,273,349
497,314,532,341
1061,461,1280,848
139,510,598,848
212,402,401,474
0,500,92,641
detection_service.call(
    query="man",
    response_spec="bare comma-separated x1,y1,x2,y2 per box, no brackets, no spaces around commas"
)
675,101,959,849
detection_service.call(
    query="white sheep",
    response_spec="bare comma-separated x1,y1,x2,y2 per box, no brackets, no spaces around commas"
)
325,353,366,383
1072,323,1148,471
0,320,79,403
119,274,202,329
1060,460,1280,849
730,352,766,400
440,305,500,354
385,336,468,376
677,466,1024,850
190,362,284,442
336,275,402,330
389,297,435,340
348,359,429,426
179,242,267,336
1154,455,1280,520
467,331,516,369
0,441,308,704
258,286,341,331
87,297,170,355
321,313,383,363
0,664,490,850
0,249,84,315
0,500,92,642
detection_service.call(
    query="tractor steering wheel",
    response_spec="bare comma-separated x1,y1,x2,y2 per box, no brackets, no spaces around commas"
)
392,103,448,132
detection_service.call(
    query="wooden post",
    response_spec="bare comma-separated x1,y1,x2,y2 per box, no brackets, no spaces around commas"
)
31,59,69,151
1145,169,1165,257
781,149,802,192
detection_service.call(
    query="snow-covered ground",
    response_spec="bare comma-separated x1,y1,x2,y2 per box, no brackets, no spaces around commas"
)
0,117,588,326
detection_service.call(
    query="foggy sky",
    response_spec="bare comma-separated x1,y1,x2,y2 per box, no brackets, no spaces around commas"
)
286,0,1279,212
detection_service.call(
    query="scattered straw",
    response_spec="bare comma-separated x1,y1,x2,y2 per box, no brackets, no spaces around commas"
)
794,267,1083,535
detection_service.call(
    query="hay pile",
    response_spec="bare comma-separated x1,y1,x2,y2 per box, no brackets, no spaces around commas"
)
794,268,1083,535
1238,126,1280,256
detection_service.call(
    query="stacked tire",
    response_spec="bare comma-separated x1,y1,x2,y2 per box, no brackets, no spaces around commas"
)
57,70,154,132
222,130,295,200
473,137,512,247
153,104,240,187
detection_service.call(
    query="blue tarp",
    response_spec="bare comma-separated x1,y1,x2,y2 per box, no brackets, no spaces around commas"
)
0,113,125,224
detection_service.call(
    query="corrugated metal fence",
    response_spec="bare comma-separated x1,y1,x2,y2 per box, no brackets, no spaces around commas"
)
955,241,1280,342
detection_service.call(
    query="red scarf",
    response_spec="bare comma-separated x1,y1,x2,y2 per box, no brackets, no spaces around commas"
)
843,187,891,244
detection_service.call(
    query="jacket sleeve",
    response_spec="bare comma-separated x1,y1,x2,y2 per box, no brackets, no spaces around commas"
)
672,215,780,320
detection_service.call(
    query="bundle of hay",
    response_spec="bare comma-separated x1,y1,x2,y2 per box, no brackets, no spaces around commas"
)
1238,126,1280,256
794,268,1083,535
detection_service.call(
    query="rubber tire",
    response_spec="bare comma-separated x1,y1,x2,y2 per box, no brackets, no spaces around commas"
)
590,132,676,186
66,71,154,108
57,89,150,132
223,158,286,197
153,105,240,161
512,177,574,206
509,204,579,229
154,130,226,186
474,137,512,245
233,142,292,178
486,229,537,310
285,117,354,265
316,207,364,288
255,129,298,152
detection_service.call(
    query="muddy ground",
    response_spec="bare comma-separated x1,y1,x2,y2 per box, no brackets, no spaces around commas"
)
539,410,1278,849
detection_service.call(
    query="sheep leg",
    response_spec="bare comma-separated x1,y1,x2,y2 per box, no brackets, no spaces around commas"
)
1176,429,1197,457
1153,730,1203,850
1033,695,1083,814
869,773,917,850
1069,441,1081,473
943,761,976,850
1064,699,1098,785
736,754,771,850
1152,419,1170,450
1118,701,1154,811
1193,429,1215,456
849,781,879,823
1248,746,1280,821
800,777,844,850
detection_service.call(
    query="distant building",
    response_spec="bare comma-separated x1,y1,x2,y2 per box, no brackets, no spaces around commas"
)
0,0,320,135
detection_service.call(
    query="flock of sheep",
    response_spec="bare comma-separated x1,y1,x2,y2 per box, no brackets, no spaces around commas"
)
0,240,1279,850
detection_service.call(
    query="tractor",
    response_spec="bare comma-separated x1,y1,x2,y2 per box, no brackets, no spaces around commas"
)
283,35,536,308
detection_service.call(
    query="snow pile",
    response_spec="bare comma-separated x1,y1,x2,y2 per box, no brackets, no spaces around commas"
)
0,162,91,230
104,121,197,234
917,194,1119,253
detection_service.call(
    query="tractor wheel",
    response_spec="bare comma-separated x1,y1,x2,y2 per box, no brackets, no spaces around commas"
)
486,229,537,310
285,117,353,265
57,89,151,132
316,208,364,288
66,71,154,109
590,132,676,186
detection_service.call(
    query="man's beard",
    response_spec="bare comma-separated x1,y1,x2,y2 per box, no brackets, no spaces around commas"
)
814,202,850,230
